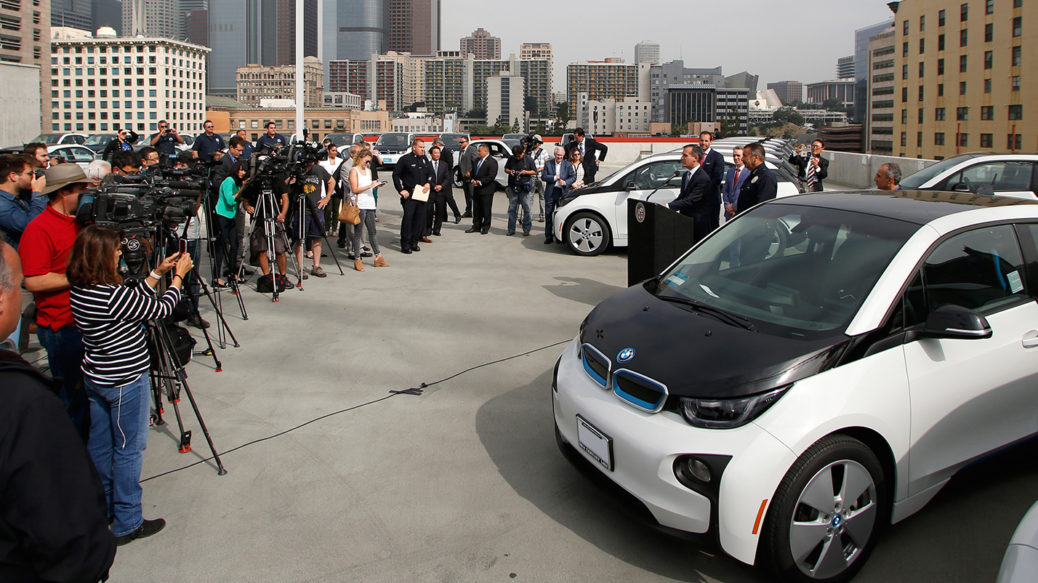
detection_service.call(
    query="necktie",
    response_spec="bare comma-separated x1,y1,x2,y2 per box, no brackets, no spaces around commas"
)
684,170,691,188
579,142,584,156
806,159,817,189
476,159,483,175
733,167,740,186
434,161,438,176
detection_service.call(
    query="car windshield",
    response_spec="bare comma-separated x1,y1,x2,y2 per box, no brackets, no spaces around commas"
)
30,133,63,145
84,134,115,146
376,134,409,148
655,204,917,336
900,154,978,188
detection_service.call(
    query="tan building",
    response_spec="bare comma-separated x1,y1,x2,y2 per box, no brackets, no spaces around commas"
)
207,106,390,142
894,0,1035,159
566,59,638,118
867,29,897,154
460,28,500,60
236,57,324,109
520,42,553,99
2,0,51,128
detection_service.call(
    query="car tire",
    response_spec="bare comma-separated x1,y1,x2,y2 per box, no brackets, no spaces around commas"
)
759,435,888,583
453,167,464,189
563,211,611,256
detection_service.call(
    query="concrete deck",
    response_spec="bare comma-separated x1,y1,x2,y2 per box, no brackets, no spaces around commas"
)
41,187,1034,582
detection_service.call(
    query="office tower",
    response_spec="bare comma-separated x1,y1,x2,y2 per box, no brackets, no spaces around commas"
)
837,55,855,78
866,29,895,154
460,28,500,60
386,0,439,55
52,0,93,30
487,73,524,128
208,0,264,95
1,0,50,128
237,58,324,108
853,19,895,122
567,59,638,117
767,81,804,106
123,0,178,39
634,41,660,65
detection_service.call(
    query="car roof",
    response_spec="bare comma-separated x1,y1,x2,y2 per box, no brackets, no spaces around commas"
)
773,190,1038,224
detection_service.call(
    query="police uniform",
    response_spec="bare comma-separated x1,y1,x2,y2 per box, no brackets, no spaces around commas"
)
736,165,778,214
256,133,289,153
391,151,432,252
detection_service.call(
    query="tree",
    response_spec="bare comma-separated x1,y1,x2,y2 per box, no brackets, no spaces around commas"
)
511,117,522,133
465,108,486,119
524,95,539,116
554,103,572,132
772,107,805,127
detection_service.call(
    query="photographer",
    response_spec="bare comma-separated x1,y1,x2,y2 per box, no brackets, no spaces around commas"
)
102,128,139,163
148,120,184,167
504,144,536,236
68,225,191,546
287,158,333,278
110,150,142,178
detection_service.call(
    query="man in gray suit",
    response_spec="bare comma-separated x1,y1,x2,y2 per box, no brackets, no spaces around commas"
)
457,136,478,217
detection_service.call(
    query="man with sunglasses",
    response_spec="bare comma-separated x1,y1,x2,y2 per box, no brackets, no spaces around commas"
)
101,128,139,163
192,120,225,163
148,120,184,167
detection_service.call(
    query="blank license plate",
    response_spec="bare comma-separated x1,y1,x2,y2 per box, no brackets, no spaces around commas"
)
577,415,613,471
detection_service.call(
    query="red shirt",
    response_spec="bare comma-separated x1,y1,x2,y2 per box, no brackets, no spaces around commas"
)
19,205,80,330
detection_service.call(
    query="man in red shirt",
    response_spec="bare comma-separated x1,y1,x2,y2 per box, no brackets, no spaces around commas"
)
19,165,91,436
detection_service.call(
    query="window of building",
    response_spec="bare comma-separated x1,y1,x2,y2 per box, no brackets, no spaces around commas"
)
957,107,969,121
1012,76,1020,91
901,109,908,123
936,107,946,121
959,133,969,147
961,2,968,21
900,131,907,147
918,108,924,123
938,83,945,96
980,133,992,148
903,19,910,35
1008,105,1023,120
919,38,925,53
960,54,968,72
917,131,923,147
903,64,909,79
938,33,946,51
918,86,925,100
985,23,993,42
920,15,926,31
938,58,945,75
960,28,968,47
984,50,993,69
1007,134,1022,149
985,78,992,92
986,0,994,14
939,9,946,26
903,41,909,57
1012,45,1021,66
919,62,925,77
902,86,908,102
1014,0,1022,7
982,106,994,120
1011,17,1022,37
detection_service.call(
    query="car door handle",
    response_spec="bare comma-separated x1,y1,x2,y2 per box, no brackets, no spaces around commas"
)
1022,330,1038,348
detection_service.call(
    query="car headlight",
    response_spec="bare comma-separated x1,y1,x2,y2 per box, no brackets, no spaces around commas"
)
680,386,789,429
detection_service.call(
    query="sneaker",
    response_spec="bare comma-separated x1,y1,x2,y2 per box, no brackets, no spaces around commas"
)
311,266,326,278
346,253,356,260
116,518,166,546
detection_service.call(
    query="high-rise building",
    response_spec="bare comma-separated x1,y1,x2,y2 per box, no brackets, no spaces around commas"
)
236,57,323,108
837,55,855,79
487,73,524,128
866,29,896,154
274,0,318,66
767,81,804,105
3,0,50,129
93,0,123,35
52,0,93,30
894,0,1035,158
520,42,553,100
666,87,717,128
648,62,724,123
123,0,178,39
567,59,638,117
460,28,500,60
806,79,855,107
419,54,550,117
208,0,264,95
724,71,759,92
634,41,660,65
386,0,439,55
183,9,208,46
853,19,895,122
48,34,208,134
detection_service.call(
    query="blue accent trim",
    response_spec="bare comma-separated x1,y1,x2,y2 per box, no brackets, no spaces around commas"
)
581,344,609,388
611,368,669,413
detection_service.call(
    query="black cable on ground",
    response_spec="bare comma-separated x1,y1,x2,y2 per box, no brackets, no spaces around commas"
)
141,338,570,482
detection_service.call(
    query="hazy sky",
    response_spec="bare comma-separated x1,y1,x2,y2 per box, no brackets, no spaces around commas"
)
440,0,896,91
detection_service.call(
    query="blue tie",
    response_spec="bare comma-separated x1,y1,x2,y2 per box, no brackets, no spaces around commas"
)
684,170,691,188
476,159,484,175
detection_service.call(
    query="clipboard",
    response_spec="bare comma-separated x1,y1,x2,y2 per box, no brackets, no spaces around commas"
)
412,184,430,202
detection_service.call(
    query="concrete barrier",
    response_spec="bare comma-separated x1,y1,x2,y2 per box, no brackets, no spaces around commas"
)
824,151,937,189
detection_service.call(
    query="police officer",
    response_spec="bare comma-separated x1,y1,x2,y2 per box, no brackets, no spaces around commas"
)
148,120,184,167
192,120,225,163
255,122,289,153
736,142,777,214
391,139,432,254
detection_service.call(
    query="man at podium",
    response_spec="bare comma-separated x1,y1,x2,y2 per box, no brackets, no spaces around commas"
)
664,144,713,244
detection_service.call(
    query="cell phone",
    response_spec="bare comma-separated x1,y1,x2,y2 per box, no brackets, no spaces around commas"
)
33,168,45,179
178,238,187,256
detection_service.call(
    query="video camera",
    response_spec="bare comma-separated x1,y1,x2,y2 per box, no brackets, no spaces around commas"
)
244,131,327,200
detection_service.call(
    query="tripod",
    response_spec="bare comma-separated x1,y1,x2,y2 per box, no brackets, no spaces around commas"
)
146,316,227,475
288,187,345,285
240,186,301,302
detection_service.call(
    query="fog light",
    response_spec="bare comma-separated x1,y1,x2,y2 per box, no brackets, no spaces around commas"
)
675,455,712,486
687,458,711,483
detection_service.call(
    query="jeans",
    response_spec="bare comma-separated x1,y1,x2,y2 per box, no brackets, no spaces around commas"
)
544,187,563,241
353,209,380,255
213,214,239,279
38,324,88,438
85,372,151,537
507,186,533,233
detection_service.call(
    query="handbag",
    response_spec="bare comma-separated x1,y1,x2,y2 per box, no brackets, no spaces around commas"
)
338,197,361,224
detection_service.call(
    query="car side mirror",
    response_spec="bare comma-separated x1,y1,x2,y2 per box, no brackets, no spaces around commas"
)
919,304,992,340
949,182,972,193
625,182,638,191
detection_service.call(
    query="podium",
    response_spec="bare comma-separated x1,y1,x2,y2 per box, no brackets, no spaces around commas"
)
627,200,696,286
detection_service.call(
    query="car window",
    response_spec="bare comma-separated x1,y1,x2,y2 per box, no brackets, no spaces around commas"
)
69,147,94,162
946,162,1035,193
624,160,683,190
920,225,1027,314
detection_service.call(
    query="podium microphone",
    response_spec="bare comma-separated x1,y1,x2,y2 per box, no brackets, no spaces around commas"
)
645,171,682,204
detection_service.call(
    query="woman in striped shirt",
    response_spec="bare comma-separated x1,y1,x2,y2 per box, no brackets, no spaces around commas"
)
68,225,193,546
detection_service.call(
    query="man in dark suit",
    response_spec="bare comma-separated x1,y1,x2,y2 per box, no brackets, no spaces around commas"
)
666,144,713,244
698,131,725,230
432,138,461,223
564,128,608,183
737,142,778,213
788,139,829,192
457,136,478,217
426,145,453,236
722,146,750,221
391,139,432,253
465,144,498,234
540,146,575,244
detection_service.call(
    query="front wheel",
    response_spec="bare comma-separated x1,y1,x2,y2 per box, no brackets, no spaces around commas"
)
759,435,887,583
563,211,611,256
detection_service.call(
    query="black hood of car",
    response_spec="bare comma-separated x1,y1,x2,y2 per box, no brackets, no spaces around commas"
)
579,283,851,399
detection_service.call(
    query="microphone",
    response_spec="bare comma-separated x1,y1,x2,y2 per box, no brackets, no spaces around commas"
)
645,171,682,204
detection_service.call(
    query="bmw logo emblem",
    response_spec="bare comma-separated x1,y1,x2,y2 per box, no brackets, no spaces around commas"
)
617,348,635,363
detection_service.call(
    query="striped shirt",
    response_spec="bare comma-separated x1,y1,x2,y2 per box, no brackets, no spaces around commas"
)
70,282,181,388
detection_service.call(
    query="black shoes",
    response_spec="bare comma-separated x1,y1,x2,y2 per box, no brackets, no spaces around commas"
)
412,245,421,252
480,228,489,235
402,247,412,254
465,227,479,233
187,315,210,329
116,518,165,546
462,211,472,218
506,231,515,236
454,215,462,224
433,231,442,236
522,231,530,237
544,237,554,244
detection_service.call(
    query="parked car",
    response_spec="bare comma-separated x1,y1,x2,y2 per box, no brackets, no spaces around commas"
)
373,132,415,169
554,189,1038,581
450,138,511,190
83,133,118,154
559,132,594,149
323,132,366,148
439,132,470,154
28,132,87,146
47,144,96,170
501,133,528,142
997,500,1038,583
552,149,802,256
899,153,1038,199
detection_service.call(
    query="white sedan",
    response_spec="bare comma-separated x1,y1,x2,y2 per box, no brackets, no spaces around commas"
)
552,150,801,256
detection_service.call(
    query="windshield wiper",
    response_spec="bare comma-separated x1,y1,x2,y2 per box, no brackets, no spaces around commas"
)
656,295,757,331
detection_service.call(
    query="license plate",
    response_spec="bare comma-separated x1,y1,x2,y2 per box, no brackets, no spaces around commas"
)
577,415,613,471
383,156,395,163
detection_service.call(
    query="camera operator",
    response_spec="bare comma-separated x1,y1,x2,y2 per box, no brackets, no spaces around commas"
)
68,225,192,546
102,128,139,163
287,158,333,278
244,170,290,287
0,153,47,250
504,144,537,236
139,147,160,171
110,150,142,178
0,240,117,583
148,120,184,167
527,135,549,222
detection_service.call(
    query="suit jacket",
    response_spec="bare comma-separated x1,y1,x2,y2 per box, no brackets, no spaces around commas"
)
429,157,452,197
668,167,713,242
541,158,576,199
565,138,608,180
458,144,479,177
788,153,829,192
737,165,778,213
722,165,750,218
700,148,725,208
472,155,498,196
437,147,454,174
213,152,240,187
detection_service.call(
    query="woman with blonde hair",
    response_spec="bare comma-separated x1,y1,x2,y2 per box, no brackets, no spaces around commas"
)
348,148,388,271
